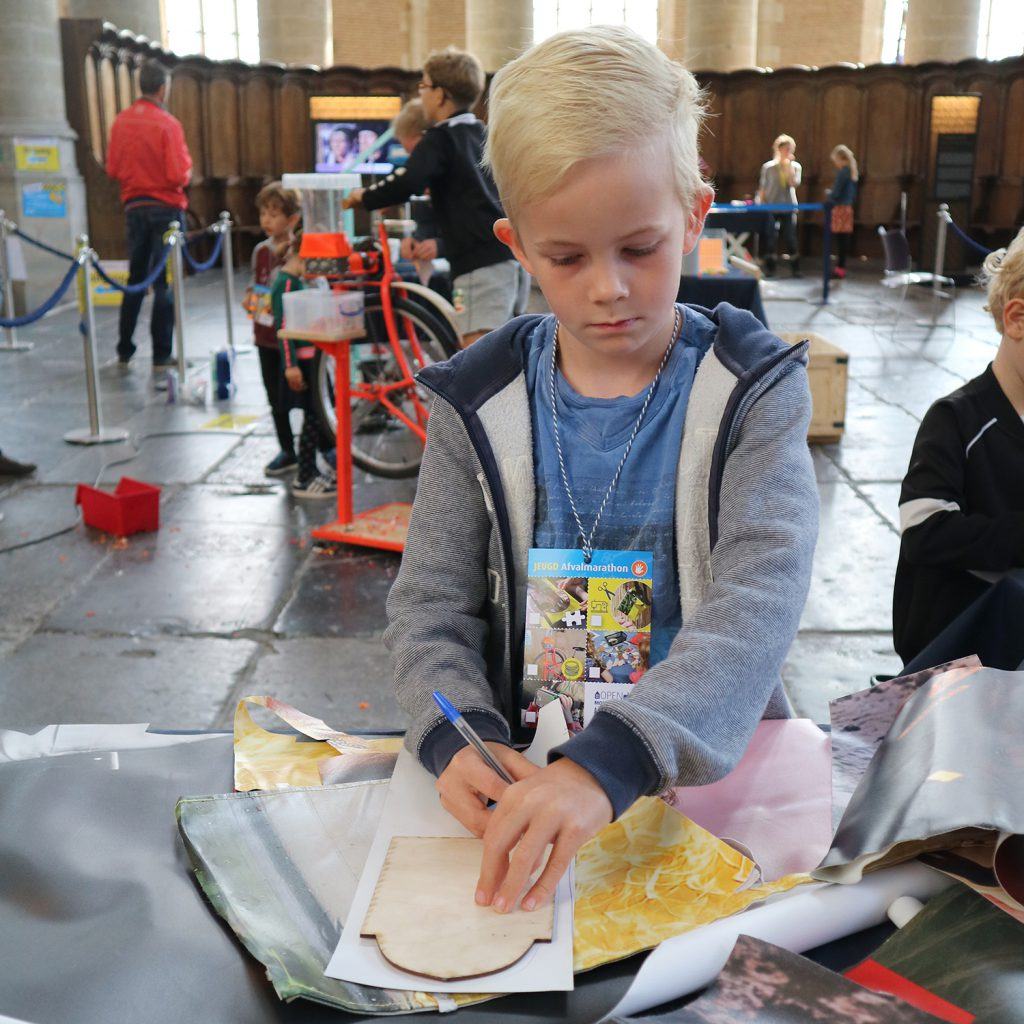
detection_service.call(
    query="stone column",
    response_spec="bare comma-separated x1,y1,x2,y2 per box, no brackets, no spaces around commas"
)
62,0,163,43
466,0,531,73
685,0,758,72
658,0,687,64
758,0,886,68
904,0,982,64
0,0,86,309
259,0,331,67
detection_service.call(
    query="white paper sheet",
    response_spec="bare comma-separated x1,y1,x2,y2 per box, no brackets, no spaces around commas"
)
325,701,574,993
0,724,220,762
598,862,953,1020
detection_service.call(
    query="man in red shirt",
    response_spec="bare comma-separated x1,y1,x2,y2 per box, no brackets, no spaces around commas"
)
106,60,192,370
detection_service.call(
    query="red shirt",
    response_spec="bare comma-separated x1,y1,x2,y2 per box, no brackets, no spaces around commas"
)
106,98,192,209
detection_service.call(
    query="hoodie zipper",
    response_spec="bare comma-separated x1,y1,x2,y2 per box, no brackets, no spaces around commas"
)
709,340,810,552
415,375,521,725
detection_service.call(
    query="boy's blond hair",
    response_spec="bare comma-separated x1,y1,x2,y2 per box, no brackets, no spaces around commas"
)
484,26,708,219
392,98,429,140
981,225,1024,333
774,134,796,152
423,48,485,110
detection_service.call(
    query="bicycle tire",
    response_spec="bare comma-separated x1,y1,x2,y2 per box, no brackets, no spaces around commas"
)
311,292,459,479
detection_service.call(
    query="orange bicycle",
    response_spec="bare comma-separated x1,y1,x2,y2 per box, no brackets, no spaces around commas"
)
306,216,459,478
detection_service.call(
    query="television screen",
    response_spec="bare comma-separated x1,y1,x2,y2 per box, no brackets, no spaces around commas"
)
314,120,401,174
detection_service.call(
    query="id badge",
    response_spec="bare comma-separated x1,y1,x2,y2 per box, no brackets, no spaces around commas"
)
520,548,653,733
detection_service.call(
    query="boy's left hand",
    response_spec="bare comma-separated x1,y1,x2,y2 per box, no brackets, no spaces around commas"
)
341,189,364,210
475,758,612,913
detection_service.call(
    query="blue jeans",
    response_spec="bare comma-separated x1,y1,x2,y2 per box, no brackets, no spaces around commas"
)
118,204,179,364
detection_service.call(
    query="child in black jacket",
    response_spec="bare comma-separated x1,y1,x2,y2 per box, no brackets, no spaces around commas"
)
894,227,1024,663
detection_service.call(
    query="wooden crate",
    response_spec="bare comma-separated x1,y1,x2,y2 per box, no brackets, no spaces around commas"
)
777,332,849,445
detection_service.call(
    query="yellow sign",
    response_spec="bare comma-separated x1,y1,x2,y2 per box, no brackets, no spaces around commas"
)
14,138,60,173
309,95,402,120
201,413,259,430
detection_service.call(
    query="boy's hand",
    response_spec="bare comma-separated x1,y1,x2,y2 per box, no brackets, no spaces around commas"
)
399,236,417,261
412,238,438,261
437,743,538,837
341,188,364,210
476,758,612,913
284,366,304,392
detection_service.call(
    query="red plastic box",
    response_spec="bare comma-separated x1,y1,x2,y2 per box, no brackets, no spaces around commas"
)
75,477,161,537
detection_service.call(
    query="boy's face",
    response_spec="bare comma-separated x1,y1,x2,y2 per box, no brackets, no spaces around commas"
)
260,202,297,241
496,142,711,367
776,143,793,160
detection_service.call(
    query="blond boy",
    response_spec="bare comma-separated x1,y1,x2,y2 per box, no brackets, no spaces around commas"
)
385,28,818,912
895,227,1024,663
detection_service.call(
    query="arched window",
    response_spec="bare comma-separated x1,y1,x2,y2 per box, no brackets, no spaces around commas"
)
165,0,260,63
533,0,658,45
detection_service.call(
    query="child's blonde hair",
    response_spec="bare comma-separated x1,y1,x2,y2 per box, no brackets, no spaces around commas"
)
392,98,429,140
484,25,708,219
774,134,796,153
831,144,859,182
981,226,1024,333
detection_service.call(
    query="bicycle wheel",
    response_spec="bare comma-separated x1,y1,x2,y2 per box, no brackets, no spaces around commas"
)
312,293,459,479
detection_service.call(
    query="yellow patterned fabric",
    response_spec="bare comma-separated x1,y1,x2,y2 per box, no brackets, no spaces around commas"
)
573,796,809,972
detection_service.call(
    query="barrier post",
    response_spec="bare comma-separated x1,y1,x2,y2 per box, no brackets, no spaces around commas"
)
917,204,953,328
169,221,188,384
0,211,32,352
218,211,238,354
64,237,129,445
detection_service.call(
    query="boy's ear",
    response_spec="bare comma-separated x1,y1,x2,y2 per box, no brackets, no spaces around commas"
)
1005,297,1024,340
682,185,715,256
494,218,534,274
288,213,301,230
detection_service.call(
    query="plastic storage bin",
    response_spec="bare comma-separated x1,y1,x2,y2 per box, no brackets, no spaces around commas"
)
281,289,365,340
75,477,161,537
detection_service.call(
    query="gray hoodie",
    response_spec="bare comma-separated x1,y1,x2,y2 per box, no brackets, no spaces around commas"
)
384,303,819,817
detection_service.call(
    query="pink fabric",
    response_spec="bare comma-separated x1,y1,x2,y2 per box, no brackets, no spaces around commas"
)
664,718,832,882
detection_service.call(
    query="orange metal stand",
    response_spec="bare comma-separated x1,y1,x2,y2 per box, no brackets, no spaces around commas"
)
281,332,411,552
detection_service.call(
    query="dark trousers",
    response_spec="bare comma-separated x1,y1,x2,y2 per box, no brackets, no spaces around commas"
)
836,233,851,268
295,358,334,483
763,214,799,270
118,204,179,364
902,573,1024,675
258,345,295,454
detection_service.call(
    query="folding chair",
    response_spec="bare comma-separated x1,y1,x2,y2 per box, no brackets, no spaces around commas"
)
877,226,956,339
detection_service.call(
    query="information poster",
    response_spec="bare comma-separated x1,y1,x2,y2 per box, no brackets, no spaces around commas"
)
521,548,653,733
14,138,60,173
21,182,67,219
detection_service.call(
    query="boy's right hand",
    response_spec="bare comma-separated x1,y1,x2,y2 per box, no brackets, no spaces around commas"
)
285,366,304,392
437,743,539,838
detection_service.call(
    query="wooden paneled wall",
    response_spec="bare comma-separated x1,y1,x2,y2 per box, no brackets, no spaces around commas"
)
61,20,1024,265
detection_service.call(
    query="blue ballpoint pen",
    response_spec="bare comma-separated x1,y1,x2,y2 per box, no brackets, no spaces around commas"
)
432,690,516,785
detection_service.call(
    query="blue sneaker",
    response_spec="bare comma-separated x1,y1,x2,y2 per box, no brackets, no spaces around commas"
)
265,451,298,477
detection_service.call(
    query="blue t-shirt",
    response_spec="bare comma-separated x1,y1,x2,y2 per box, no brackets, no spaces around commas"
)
526,306,715,665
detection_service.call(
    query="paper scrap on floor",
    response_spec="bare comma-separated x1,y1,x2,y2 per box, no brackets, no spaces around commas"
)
324,700,575,993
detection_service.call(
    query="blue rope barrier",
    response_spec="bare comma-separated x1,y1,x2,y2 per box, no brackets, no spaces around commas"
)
945,216,994,258
0,258,80,328
181,230,224,273
89,243,171,294
710,202,827,213
12,226,76,263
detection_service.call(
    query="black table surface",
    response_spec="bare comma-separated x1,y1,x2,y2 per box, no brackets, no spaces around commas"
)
677,273,768,328
0,733,892,1024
